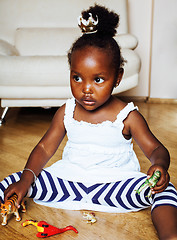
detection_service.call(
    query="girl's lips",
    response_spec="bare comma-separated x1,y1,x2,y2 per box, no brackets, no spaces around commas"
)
82,99,95,106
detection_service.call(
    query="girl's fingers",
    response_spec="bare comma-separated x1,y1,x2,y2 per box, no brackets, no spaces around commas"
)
16,193,24,208
4,188,14,202
152,172,170,193
147,165,170,195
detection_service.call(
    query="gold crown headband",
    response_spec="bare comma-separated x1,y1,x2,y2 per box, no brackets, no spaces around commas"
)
78,13,98,34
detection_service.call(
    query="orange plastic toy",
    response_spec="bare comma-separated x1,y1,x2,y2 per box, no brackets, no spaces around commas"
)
22,219,78,238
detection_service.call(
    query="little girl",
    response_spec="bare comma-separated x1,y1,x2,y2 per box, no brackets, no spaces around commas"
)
1,5,177,239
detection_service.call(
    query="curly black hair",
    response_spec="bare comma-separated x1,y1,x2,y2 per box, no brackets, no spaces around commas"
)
68,4,125,78
68,4,125,77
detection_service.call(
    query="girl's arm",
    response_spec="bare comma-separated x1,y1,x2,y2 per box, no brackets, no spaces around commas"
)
124,109,170,194
4,104,66,206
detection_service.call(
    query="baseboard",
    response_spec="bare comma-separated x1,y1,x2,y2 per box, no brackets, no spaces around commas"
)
118,96,177,104
147,98,177,104
118,96,148,103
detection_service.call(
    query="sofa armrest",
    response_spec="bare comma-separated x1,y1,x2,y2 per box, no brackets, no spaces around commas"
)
114,34,138,50
0,39,19,56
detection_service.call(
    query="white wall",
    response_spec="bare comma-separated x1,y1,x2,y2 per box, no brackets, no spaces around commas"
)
0,0,128,43
150,0,177,99
122,0,152,97
125,0,177,99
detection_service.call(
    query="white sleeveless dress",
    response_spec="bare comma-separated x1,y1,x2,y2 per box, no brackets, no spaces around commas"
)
45,98,145,183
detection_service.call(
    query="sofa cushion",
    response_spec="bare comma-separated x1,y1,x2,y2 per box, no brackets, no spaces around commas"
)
0,55,70,86
15,28,138,57
0,49,140,87
15,28,81,56
0,39,19,56
115,34,138,50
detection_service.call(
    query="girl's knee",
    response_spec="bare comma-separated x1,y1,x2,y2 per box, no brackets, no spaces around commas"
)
152,205,177,239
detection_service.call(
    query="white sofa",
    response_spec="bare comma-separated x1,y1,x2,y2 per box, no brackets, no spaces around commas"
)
0,0,140,124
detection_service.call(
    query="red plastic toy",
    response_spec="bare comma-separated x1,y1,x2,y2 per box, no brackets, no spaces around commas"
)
22,219,78,238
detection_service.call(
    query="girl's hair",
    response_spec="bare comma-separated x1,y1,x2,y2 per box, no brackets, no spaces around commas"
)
68,4,125,78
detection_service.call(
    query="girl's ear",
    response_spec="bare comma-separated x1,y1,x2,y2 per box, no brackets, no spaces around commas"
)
115,68,124,88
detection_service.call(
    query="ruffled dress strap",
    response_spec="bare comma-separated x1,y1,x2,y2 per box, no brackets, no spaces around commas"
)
116,102,138,123
64,98,75,124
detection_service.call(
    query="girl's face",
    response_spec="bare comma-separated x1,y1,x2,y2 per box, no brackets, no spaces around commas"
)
70,46,123,111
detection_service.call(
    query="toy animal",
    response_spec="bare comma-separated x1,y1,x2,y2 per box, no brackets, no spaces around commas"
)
0,194,26,225
22,220,78,238
83,212,97,224
135,170,161,198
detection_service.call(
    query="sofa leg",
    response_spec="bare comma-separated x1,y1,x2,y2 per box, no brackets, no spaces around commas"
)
0,107,9,126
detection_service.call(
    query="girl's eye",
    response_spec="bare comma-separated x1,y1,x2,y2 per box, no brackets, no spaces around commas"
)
94,77,104,84
73,75,82,82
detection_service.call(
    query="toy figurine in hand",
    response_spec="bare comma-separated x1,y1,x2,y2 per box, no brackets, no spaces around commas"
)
1,194,26,225
135,170,161,198
22,219,78,238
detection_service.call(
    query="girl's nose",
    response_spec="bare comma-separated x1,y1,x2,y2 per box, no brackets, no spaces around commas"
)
82,83,93,94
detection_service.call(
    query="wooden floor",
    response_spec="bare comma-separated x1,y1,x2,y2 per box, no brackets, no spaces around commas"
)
0,101,177,239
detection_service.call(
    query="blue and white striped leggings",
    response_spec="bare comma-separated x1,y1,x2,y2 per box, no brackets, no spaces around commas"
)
0,170,177,212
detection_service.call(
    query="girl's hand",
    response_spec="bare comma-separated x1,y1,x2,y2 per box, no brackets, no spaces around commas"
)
4,180,30,208
147,164,170,194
